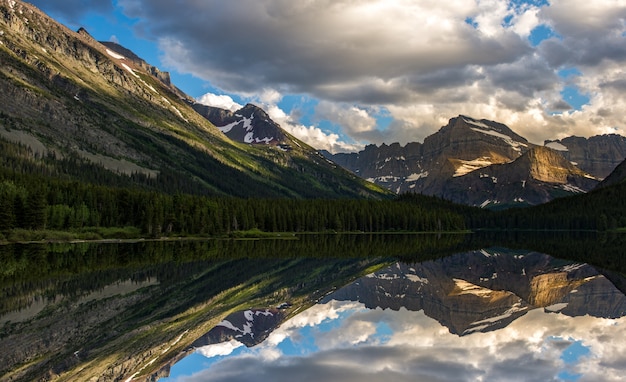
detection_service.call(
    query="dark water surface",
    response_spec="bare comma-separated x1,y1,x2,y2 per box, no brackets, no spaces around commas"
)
1,233,625,381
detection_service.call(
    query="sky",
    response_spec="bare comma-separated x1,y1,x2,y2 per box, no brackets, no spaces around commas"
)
29,0,626,153
160,292,626,382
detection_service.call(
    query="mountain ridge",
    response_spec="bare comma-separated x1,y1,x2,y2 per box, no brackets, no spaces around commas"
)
0,0,388,199
325,115,621,207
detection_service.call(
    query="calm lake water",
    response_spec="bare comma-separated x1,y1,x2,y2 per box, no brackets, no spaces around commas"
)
1,233,625,382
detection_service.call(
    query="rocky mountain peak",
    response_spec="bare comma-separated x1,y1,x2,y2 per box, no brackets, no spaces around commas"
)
192,102,287,145
100,41,174,88
325,115,617,207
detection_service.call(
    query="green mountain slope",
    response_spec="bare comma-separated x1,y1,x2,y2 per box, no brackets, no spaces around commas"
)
0,0,388,199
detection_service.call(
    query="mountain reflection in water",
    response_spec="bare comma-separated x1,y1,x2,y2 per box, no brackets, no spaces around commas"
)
166,248,626,382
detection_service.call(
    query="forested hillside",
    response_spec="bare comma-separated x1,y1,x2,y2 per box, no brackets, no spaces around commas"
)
0,137,466,239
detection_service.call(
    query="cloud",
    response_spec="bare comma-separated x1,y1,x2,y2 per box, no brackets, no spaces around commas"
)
314,102,382,142
196,93,242,112
37,0,626,149
120,0,530,100
177,302,626,382
246,90,365,153
196,339,243,358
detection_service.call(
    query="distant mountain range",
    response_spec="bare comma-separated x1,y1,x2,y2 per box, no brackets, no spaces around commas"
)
324,116,626,207
327,249,626,335
0,0,387,199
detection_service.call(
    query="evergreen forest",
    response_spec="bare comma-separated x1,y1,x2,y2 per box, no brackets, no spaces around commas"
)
1,135,625,242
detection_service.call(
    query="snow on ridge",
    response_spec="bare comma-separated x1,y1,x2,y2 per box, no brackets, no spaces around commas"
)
454,157,494,177
216,319,239,332
545,141,568,151
244,131,254,143
121,63,139,78
367,175,400,183
405,171,429,181
561,184,585,193
561,263,585,273
254,136,274,144
470,127,527,150
463,118,527,151
463,303,528,334
406,274,429,284
453,279,493,297
218,120,239,134
463,117,492,130
106,48,125,60
480,249,493,258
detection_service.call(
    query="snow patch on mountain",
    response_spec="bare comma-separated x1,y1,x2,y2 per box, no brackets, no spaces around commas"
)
406,171,429,181
463,118,527,152
106,49,125,60
454,157,494,177
545,141,568,151
406,274,429,284
216,309,275,339
463,303,528,334
453,279,493,298
120,63,139,78
561,184,585,193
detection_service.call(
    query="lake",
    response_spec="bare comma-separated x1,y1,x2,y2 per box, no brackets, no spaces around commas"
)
1,233,625,381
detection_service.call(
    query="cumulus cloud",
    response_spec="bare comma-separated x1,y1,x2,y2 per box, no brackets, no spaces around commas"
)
314,101,382,142
37,0,626,149
248,90,365,153
196,92,242,112
177,302,626,382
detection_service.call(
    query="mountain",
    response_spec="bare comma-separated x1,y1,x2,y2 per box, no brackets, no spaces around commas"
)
192,102,289,146
190,308,285,348
326,115,609,207
545,134,626,179
597,157,626,188
439,146,599,208
0,0,387,199
325,249,626,336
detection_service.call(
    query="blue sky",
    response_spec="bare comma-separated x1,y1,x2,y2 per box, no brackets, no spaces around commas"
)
30,0,626,152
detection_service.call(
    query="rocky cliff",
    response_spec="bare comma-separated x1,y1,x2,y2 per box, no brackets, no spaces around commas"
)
327,116,607,207
545,134,626,179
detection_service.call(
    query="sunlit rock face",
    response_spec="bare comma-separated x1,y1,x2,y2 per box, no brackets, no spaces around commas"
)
325,116,623,207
